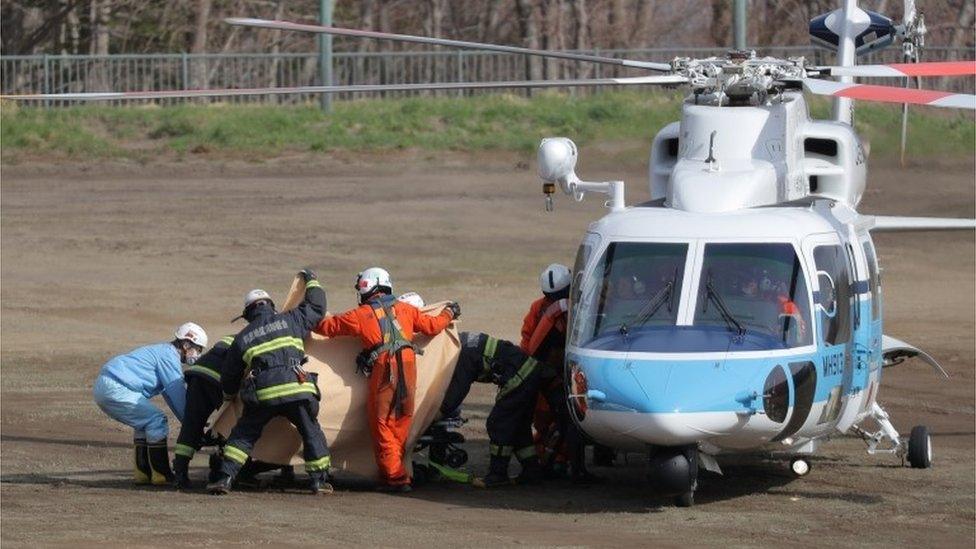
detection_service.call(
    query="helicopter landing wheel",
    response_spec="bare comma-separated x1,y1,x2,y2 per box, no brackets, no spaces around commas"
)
674,490,695,507
907,425,932,469
648,445,698,507
790,457,811,477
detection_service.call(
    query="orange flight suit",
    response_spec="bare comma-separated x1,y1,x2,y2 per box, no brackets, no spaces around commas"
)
519,297,549,352
520,297,570,464
316,297,452,486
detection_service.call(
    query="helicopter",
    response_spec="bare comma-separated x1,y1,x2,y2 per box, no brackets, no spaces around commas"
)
6,0,974,508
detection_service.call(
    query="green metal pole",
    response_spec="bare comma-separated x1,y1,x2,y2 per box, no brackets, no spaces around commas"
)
319,0,333,112
733,0,747,50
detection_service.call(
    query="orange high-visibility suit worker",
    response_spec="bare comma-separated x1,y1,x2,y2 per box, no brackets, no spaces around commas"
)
315,268,458,491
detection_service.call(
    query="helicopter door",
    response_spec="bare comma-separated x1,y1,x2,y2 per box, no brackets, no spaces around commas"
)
835,238,873,429
803,234,854,430
857,235,884,414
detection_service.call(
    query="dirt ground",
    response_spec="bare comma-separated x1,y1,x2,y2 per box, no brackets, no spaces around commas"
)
1,149,973,547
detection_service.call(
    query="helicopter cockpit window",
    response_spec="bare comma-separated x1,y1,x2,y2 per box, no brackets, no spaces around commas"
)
693,243,813,349
570,242,688,350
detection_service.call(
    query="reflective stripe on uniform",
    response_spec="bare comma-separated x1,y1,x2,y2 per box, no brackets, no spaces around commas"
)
242,336,305,367
219,335,235,345
483,336,498,360
255,381,319,402
186,364,221,381
223,445,249,465
515,446,536,460
174,443,195,458
489,444,513,457
304,455,331,472
497,357,539,400
305,280,322,290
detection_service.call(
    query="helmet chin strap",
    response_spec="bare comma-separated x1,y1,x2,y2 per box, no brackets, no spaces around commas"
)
359,287,392,305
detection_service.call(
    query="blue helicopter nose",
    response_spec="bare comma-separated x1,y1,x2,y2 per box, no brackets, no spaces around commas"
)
568,353,797,447
573,354,752,415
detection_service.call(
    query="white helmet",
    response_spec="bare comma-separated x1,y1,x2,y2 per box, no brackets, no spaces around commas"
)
175,322,208,349
397,292,425,308
243,289,273,309
540,263,572,294
356,267,392,296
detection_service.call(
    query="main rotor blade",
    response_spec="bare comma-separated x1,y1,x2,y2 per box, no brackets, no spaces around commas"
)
0,75,688,102
801,78,976,109
225,17,673,72
815,61,976,78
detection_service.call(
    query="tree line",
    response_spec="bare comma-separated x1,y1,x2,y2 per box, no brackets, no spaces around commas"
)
3,0,972,58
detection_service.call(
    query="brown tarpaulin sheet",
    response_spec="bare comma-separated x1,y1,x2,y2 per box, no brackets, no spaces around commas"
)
212,276,460,480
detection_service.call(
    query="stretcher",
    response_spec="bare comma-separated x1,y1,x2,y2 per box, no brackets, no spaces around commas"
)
210,276,463,482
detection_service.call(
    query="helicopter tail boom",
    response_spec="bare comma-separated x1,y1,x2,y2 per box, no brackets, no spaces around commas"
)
870,215,976,232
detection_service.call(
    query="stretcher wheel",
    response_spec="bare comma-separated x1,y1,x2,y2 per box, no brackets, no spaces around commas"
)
445,448,468,468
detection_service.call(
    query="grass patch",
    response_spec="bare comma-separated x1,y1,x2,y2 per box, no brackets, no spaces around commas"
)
1,92,972,162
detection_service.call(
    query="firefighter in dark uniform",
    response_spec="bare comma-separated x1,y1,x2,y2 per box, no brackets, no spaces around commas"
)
207,270,333,495
440,331,557,488
172,335,234,490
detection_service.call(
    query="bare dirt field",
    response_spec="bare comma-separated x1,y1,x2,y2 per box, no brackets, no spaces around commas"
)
2,150,973,547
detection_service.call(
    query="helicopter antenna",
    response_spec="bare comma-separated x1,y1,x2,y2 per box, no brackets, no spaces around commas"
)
705,130,718,170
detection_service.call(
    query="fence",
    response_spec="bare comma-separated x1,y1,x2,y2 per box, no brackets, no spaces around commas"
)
1,46,972,106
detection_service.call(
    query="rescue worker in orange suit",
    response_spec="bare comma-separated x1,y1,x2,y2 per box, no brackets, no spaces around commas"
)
208,270,333,496
314,267,458,492
522,263,603,480
440,332,557,488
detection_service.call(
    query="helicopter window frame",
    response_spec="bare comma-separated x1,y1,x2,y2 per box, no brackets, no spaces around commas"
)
568,239,694,350
689,240,815,349
862,240,881,320
569,232,601,326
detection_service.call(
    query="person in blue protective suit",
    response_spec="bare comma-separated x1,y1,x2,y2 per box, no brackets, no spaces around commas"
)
92,322,209,486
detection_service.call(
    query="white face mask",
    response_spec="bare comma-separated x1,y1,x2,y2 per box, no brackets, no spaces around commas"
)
184,347,202,365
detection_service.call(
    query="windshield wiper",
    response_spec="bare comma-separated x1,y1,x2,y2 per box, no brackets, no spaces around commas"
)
702,271,745,336
630,267,678,330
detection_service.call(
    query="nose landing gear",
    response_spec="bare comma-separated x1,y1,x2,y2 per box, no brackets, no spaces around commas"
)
648,445,699,507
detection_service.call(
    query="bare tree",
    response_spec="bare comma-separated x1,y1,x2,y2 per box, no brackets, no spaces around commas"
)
190,0,211,89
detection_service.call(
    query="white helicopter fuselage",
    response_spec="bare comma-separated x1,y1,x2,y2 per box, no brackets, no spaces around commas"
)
560,92,893,459
565,202,883,457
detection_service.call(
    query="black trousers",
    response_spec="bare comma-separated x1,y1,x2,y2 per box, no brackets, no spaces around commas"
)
540,379,587,473
219,398,331,480
486,368,557,461
443,343,553,461
439,347,485,418
175,378,223,456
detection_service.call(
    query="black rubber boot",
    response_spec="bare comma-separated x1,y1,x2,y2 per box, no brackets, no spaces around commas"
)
133,438,151,485
474,455,512,489
309,472,334,495
207,474,233,495
172,455,192,490
146,441,174,485
515,456,544,485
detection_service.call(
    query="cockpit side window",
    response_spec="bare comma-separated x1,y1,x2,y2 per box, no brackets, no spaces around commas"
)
813,244,852,345
570,236,596,323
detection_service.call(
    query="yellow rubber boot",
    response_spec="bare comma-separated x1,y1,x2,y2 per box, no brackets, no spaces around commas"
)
133,438,151,485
